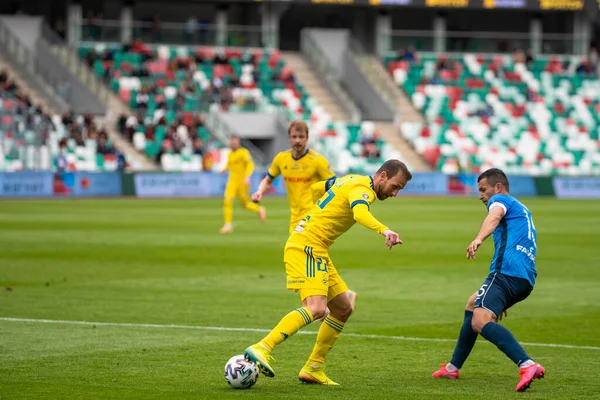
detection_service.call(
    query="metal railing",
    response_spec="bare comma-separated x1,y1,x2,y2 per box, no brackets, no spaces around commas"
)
41,22,110,105
79,19,276,49
386,29,587,56
347,37,398,117
205,108,268,168
0,19,69,113
300,29,361,123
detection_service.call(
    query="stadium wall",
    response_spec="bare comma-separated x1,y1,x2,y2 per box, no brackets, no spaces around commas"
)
3,172,600,199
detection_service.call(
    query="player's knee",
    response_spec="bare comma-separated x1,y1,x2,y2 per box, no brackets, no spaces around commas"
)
334,302,353,321
224,197,233,206
471,310,493,333
307,304,328,320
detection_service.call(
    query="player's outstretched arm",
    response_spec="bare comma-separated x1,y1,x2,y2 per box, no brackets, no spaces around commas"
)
352,204,402,250
467,206,504,259
252,175,274,203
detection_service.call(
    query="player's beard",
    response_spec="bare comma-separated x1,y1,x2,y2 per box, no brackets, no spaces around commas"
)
375,184,387,201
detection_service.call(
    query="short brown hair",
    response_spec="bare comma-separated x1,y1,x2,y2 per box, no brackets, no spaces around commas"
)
376,159,412,181
288,120,309,136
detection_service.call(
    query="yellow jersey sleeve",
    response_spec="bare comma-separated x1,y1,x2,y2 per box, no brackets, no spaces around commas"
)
243,149,254,178
315,155,335,181
267,152,282,180
348,184,389,235
348,184,376,210
224,151,232,171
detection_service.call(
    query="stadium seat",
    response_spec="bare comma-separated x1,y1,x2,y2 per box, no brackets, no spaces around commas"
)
385,52,600,175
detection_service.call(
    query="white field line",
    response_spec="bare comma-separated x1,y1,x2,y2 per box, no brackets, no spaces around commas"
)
1,317,598,351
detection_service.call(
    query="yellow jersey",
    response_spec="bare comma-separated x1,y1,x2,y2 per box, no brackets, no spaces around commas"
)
267,149,334,217
225,148,254,182
289,174,389,249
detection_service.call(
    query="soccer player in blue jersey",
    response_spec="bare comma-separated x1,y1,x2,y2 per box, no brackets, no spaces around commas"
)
432,168,545,392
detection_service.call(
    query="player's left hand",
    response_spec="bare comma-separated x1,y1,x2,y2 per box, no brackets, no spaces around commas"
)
244,177,251,185
466,238,483,259
382,229,402,250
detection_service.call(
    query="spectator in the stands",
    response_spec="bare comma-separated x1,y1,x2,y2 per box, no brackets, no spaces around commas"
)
512,48,526,64
361,142,381,163
185,16,198,43
403,45,416,62
97,137,114,155
576,58,593,74
213,52,228,65
525,48,535,66
193,138,204,156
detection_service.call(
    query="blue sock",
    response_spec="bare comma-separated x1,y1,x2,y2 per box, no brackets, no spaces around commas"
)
449,310,478,369
480,321,530,366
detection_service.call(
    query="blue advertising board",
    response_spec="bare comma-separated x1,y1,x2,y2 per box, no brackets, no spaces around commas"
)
398,173,449,195
447,174,537,197
0,172,121,198
553,177,600,199
0,172,54,197
55,172,122,197
134,172,288,198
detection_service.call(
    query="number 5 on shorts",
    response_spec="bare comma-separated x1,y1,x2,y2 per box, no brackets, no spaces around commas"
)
477,284,488,298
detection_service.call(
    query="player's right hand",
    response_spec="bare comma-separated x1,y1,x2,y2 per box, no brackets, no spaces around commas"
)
251,192,262,203
382,229,402,250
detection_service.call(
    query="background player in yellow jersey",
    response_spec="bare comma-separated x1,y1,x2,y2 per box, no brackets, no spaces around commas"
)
252,120,333,235
251,120,358,312
245,159,412,385
220,136,266,234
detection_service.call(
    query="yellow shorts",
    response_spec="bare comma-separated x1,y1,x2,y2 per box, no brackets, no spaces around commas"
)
284,241,349,302
224,181,251,201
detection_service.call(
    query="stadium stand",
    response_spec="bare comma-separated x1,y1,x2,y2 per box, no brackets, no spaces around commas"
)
385,51,600,176
0,68,124,172
79,41,400,174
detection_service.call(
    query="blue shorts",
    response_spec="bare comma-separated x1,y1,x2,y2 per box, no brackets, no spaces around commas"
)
474,273,533,318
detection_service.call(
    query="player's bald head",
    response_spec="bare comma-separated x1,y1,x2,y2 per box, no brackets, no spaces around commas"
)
376,159,412,181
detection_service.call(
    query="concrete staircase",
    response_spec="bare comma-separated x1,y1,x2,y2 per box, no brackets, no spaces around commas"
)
352,53,430,171
281,52,349,122
46,42,158,171
374,122,429,172
0,58,56,116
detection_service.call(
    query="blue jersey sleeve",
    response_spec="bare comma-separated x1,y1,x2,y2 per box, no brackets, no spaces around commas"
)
487,194,513,215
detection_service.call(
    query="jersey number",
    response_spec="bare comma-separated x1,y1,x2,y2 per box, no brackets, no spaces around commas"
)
523,207,537,248
317,189,335,209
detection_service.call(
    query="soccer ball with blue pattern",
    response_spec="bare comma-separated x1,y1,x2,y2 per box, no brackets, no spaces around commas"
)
224,354,259,389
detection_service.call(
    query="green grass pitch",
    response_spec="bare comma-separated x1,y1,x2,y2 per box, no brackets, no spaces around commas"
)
0,196,599,399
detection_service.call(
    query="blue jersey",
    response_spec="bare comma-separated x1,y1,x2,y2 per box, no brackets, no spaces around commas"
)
487,194,537,286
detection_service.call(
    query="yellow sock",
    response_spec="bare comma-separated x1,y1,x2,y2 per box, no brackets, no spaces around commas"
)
244,201,260,213
260,307,314,351
223,198,233,225
307,315,345,367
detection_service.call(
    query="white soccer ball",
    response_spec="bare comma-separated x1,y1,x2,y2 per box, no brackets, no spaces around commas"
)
224,354,259,389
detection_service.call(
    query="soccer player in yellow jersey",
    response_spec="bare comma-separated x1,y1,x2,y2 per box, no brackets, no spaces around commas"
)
252,120,334,235
245,159,412,385
251,120,358,312
220,136,266,234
